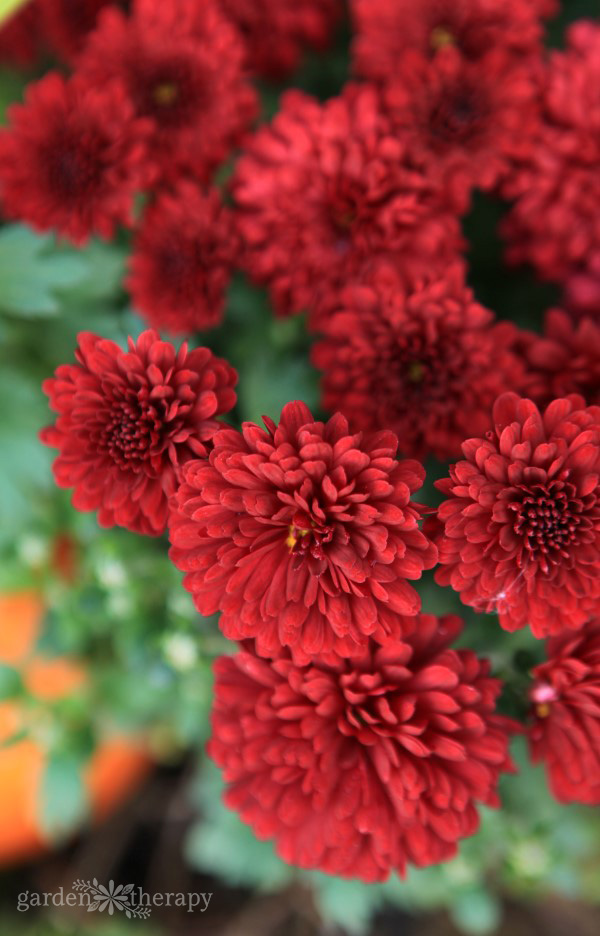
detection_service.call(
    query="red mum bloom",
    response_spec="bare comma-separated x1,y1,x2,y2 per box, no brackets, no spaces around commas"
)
529,620,600,805
312,261,526,460
208,615,517,880
127,182,237,335
233,84,462,316
0,2,40,68
0,72,151,245
521,309,600,408
78,0,257,184
219,0,341,79
39,0,117,62
432,393,600,637
351,0,551,83
502,22,600,283
381,46,540,213
41,330,237,536
169,402,437,662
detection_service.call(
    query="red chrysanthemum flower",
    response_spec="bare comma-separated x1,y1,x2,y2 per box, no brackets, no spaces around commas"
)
351,0,552,83
78,0,257,184
529,619,600,805
41,330,237,536
233,84,462,316
169,402,437,662
381,46,540,213
127,182,238,335
0,72,152,245
520,309,600,408
312,261,526,460
39,0,117,62
0,2,40,68
208,615,517,881
432,393,600,637
502,22,600,283
219,0,341,79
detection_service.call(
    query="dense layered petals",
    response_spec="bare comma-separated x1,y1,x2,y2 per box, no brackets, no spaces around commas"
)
351,0,553,82
127,182,237,334
312,261,526,459
39,0,116,62
0,72,152,245
529,621,600,804
381,46,541,213
431,393,600,636
233,84,462,317
169,402,437,661
77,0,257,184
219,0,341,79
520,309,600,408
41,330,237,535
208,616,517,880
502,22,600,282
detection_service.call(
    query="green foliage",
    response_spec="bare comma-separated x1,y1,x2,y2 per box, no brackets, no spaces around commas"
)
38,751,90,845
0,226,87,318
1,2,600,932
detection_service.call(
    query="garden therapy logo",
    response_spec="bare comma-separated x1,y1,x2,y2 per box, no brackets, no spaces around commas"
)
17,880,212,916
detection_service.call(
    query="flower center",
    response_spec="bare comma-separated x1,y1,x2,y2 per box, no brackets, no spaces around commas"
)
407,360,426,383
531,682,558,718
100,398,160,470
427,82,484,146
47,134,102,199
286,511,334,567
430,25,455,50
510,480,583,569
131,57,203,128
153,81,179,106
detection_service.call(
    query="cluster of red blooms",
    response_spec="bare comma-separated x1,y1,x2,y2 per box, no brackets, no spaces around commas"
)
6,0,596,882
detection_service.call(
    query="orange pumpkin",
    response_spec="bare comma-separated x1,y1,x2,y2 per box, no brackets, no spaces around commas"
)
0,590,151,867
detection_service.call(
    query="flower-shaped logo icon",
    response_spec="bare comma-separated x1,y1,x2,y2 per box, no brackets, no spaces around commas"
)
73,879,151,919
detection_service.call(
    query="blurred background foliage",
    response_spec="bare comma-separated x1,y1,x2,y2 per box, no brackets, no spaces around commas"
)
0,1,599,934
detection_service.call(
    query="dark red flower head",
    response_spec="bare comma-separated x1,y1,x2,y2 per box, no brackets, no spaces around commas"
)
0,72,152,245
208,615,517,881
432,393,600,637
78,0,257,184
41,330,237,536
39,0,116,62
233,84,462,317
520,309,600,408
169,402,437,662
502,22,600,283
381,46,541,213
529,619,600,805
219,0,341,79
127,182,238,335
351,0,552,82
312,260,526,460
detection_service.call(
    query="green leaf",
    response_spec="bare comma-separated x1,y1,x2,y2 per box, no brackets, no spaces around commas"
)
0,365,53,544
0,662,23,699
0,225,87,318
38,752,90,844
450,889,502,935
310,875,382,936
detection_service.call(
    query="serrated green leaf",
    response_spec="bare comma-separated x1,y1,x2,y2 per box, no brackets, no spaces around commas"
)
0,225,87,318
